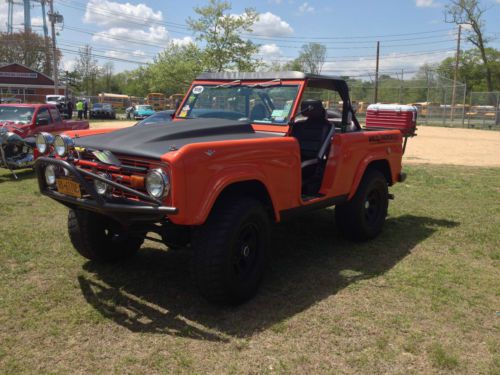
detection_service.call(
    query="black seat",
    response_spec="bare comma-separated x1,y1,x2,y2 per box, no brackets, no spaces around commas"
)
249,103,267,121
291,99,334,168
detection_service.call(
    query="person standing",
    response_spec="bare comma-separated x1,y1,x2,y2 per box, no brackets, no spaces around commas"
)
83,100,89,119
76,99,83,120
67,99,74,119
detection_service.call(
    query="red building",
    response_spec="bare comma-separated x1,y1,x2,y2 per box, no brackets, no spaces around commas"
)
0,63,65,103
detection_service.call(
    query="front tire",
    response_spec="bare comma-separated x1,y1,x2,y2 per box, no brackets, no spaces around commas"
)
192,197,270,305
68,209,143,262
335,169,389,241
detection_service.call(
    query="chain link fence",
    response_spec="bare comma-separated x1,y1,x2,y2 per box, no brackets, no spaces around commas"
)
467,91,500,130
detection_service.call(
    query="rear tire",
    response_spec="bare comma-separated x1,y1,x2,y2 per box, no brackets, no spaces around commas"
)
335,169,389,241
192,197,270,305
68,209,143,262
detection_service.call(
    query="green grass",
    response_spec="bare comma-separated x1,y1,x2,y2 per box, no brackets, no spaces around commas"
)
0,164,499,374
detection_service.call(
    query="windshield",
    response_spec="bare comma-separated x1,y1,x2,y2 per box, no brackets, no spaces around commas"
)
137,105,153,111
0,106,34,124
93,103,103,109
178,83,300,124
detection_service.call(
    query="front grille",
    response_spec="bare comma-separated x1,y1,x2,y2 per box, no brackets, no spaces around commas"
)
75,151,165,202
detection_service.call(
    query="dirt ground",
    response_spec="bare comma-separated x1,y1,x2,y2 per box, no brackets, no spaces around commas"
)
90,121,500,167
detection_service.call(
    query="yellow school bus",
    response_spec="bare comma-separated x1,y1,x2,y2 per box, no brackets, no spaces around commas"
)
146,93,166,110
98,93,130,109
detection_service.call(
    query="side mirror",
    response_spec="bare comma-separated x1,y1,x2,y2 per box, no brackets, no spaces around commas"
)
37,118,49,126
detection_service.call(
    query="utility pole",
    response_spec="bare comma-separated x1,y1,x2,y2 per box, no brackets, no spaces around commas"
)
7,0,14,34
48,1,63,95
41,0,52,76
451,24,462,122
374,41,380,103
24,0,31,32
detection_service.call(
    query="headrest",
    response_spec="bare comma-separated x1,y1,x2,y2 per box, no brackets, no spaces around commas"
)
301,99,326,119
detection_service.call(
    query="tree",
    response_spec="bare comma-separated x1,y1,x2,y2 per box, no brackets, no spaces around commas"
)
73,45,100,95
437,47,500,92
148,43,205,95
297,43,327,75
187,0,259,71
0,31,60,75
101,62,114,92
445,0,494,93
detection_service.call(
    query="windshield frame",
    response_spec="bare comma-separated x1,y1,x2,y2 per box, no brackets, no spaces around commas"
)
174,79,305,127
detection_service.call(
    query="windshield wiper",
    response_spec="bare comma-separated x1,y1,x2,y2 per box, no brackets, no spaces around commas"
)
214,80,241,88
248,79,282,88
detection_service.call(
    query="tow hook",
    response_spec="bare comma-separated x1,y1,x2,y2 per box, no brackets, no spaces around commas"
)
388,193,395,200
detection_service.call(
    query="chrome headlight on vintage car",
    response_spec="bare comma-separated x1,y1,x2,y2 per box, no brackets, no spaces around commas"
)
53,134,75,157
44,164,56,185
145,169,170,199
35,132,54,154
94,172,112,196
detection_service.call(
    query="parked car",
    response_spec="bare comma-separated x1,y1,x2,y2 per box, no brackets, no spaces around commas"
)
34,71,416,304
0,97,22,104
90,103,116,119
0,103,88,176
130,104,155,120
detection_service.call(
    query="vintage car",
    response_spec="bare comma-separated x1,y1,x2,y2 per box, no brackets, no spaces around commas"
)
0,103,89,176
34,72,416,304
90,103,116,119
130,104,155,120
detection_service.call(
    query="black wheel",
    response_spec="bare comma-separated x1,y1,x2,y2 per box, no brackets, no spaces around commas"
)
68,209,143,262
192,197,270,305
335,169,389,241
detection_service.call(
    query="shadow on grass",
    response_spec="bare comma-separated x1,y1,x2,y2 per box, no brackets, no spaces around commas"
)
79,212,458,341
0,168,34,183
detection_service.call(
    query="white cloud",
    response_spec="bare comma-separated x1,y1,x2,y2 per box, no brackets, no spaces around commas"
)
416,0,438,8
258,43,283,59
252,12,293,37
170,36,195,47
92,25,169,45
298,2,314,13
104,49,148,61
31,17,44,28
84,0,163,28
268,0,283,3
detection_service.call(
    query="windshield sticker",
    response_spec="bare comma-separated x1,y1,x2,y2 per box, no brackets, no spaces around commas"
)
192,85,204,95
271,109,284,118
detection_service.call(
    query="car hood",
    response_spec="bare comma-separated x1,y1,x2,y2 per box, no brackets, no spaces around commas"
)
75,118,278,159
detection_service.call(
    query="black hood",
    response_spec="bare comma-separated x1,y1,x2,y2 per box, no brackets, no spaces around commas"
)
75,118,277,159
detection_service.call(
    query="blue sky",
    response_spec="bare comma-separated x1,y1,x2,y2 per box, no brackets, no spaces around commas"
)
1,0,499,78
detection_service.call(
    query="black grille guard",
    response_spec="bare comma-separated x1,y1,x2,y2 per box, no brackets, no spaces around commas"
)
34,157,178,219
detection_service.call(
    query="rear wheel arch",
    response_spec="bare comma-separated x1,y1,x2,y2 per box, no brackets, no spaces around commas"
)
366,159,392,185
350,158,392,199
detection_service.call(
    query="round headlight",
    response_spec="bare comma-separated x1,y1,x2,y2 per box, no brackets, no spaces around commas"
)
35,132,54,154
44,164,56,185
145,169,170,199
54,134,75,157
94,172,112,196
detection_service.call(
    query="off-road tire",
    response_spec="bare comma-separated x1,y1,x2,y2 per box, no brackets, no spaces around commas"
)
192,197,270,305
335,169,389,241
68,209,143,262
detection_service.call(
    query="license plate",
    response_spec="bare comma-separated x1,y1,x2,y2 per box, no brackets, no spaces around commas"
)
56,178,81,198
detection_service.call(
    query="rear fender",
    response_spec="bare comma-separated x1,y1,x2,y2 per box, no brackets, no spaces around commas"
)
348,156,392,200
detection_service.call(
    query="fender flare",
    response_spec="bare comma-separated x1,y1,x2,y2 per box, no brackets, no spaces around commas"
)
348,155,392,200
193,168,278,224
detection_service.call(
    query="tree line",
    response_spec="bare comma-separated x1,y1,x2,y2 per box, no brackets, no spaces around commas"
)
0,0,498,101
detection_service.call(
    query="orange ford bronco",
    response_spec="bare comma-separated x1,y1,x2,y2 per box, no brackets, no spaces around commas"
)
34,72,415,304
